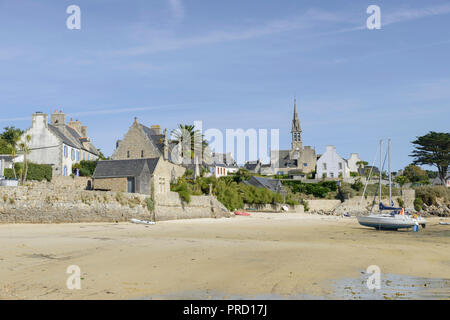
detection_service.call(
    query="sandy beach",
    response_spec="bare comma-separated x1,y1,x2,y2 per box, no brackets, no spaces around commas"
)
0,213,449,300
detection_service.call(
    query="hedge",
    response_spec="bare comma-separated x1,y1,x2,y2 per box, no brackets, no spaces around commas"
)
72,160,98,177
4,162,52,182
282,180,337,198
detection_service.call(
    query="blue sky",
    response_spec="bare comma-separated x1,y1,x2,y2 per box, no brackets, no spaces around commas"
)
0,0,449,170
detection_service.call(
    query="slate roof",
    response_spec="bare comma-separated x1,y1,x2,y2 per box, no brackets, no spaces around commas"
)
141,125,165,154
48,124,99,155
212,152,239,169
93,158,160,179
244,160,260,171
244,176,285,194
273,150,297,168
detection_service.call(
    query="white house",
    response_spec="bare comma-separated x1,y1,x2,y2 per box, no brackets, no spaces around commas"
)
346,153,363,174
211,152,239,177
316,145,350,179
21,110,100,176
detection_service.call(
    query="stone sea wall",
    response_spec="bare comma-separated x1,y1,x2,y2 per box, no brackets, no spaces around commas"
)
154,192,230,221
0,177,230,223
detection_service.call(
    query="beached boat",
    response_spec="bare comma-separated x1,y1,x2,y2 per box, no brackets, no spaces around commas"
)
130,218,156,225
234,211,251,216
356,139,426,231
357,213,423,230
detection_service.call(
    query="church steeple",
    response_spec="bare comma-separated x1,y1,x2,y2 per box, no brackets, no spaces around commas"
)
291,98,302,150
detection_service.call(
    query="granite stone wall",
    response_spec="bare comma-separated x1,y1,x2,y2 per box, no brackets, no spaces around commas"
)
0,177,230,223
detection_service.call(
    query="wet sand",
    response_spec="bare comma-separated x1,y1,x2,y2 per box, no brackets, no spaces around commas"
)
0,213,449,300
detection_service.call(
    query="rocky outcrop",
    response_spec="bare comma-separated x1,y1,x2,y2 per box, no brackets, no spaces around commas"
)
421,203,450,217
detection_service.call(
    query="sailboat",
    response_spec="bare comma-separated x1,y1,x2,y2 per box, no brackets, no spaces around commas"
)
356,139,427,231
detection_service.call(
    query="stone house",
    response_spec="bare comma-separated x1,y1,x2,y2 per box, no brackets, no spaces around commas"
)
244,160,262,173
92,157,185,195
21,111,99,176
316,145,350,179
211,152,239,177
112,118,170,161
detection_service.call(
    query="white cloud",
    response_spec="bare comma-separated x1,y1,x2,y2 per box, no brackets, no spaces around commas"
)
104,3,450,57
111,8,347,56
383,3,450,26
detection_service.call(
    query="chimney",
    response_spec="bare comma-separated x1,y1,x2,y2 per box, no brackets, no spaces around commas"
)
150,125,161,135
68,119,83,135
50,110,66,126
32,112,48,129
81,126,87,137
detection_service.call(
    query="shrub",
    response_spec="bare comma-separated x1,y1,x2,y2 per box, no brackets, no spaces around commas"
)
397,197,405,208
5,163,52,182
351,179,364,192
339,184,356,200
302,200,309,212
145,197,155,212
172,180,191,203
73,160,98,177
282,181,336,198
414,185,449,206
414,198,423,211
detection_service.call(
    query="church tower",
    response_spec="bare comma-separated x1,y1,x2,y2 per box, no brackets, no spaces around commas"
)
291,98,302,151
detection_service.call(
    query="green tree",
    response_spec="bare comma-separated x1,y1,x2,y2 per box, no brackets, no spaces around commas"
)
403,164,428,184
97,149,110,160
0,126,24,148
403,164,429,184
410,131,449,185
394,175,408,192
0,139,12,154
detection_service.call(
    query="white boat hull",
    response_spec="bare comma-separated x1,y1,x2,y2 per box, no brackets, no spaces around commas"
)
357,214,426,230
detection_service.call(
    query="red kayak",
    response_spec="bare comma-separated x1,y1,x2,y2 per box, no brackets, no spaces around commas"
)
234,211,251,216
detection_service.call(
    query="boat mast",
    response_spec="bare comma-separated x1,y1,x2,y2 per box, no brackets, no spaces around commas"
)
379,139,382,210
388,138,392,205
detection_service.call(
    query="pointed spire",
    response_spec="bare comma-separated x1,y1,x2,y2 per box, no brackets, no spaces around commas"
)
294,97,297,116
292,98,301,132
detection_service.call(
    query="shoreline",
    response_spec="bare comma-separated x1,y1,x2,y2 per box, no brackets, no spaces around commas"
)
0,213,449,300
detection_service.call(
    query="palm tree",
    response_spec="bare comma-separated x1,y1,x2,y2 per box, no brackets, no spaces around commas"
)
170,124,208,161
18,134,31,184
7,133,22,180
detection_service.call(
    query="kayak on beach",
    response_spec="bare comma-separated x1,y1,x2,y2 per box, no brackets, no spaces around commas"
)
234,211,251,216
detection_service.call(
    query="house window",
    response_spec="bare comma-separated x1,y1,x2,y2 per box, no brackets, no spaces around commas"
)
323,163,327,170
63,166,67,176
141,150,144,158
127,151,130,158
64,146,68,158
339,163,343,170
303,163,308,167
158,178,166,193
330,172,334,178
71,149,75,161
83,152,85,160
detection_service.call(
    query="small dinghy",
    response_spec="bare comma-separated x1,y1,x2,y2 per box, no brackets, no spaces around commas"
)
234,211,251,216
130,218,156,225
